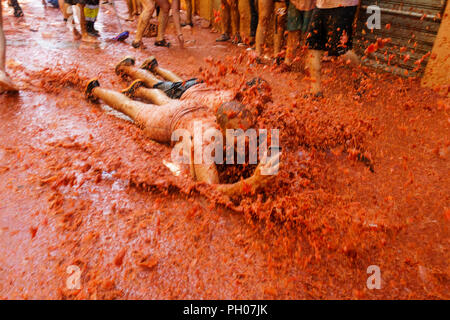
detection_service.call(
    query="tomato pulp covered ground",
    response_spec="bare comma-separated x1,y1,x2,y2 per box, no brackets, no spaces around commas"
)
0,1,448,299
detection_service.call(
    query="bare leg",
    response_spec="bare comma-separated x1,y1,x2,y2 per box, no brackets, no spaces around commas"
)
171,0,184,47
86,80,177,143
0,6,5,72
342,49,360,66
78,4,98,42
285,30,300,65
230,0,240,43
133,0,156,47
140,56,184,82
123,81,172,105
155,0,170,43
118,65,162,87
306,49,323,95
273,1,286,56
255,0,273,57
0,4,18,92
126,0,135,20
152,65,183,82
59,0,69,19
185,0,192,25
221,0,230,36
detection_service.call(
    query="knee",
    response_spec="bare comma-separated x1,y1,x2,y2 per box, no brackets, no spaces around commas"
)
158,1,170,12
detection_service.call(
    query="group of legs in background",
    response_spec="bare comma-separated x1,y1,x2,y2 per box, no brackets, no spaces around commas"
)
1,0,363,96
215,0,361,96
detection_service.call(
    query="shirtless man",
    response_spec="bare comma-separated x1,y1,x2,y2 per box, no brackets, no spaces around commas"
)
0,1,18,92
84,78,279,196
114,56,271,112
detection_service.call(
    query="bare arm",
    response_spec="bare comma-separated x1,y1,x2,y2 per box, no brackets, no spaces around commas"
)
215,152,280,197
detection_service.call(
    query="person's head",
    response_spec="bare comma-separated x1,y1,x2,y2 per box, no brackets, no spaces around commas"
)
234,77,272,115
216,101,255,133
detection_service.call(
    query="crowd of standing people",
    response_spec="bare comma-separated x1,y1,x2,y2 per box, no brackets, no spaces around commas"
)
0,0,362,96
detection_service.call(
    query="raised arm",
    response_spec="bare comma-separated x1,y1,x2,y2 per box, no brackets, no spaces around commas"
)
215,152,280,197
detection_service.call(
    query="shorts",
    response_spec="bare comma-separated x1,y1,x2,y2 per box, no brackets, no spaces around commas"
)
47,0,59,8
65,0,85,5
65,0,98,5
287,2,313,33
153,79,202,100
306,6,357,57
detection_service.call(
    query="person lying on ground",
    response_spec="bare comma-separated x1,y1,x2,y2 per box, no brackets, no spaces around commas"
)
0,1,18,93
84,78,280,196
114,56,271,112
305,0,360,96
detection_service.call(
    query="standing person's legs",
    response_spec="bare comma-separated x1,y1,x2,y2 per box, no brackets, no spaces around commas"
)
0,4,18,92
255,0,273,57
306,49,322,95
9,0,23,18
305,8,325,96
171,0,184,48
285,2,302,65
59,0,70,19
77,2,98,42
216,0,231,42
126,0,134,20
155,0,171,47
63,0,98,42
0,4,5,74
84,0,100,37
183,0,193,26
230,0,241,44
273,0,286,57
249,0,258,44
132,0,156,48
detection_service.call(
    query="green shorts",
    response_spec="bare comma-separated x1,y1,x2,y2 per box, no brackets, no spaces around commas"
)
286,2,312,33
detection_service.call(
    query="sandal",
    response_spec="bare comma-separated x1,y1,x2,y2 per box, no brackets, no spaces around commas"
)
154,39,171,48
231,34,242,45
132,40,146,49
216,33,230,42
177,34,184,48
13,5,24,18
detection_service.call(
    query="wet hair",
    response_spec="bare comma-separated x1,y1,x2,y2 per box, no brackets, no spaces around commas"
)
234,77,272,115
216,101,254,131
246,77,268,89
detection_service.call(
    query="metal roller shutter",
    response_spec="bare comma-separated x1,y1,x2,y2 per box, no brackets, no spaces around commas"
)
355,0,448,77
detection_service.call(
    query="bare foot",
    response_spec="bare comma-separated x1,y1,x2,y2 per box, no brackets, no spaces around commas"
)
72,29,82,40
0,71,19,92
81,34,100,43
177,34,184,49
